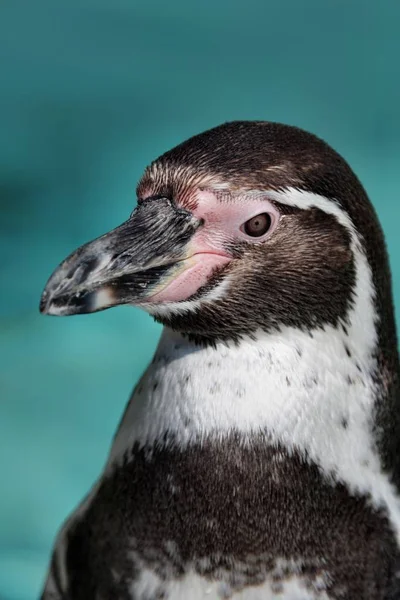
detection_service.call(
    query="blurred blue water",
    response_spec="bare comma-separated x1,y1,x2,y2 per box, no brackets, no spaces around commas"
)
1,1,399,598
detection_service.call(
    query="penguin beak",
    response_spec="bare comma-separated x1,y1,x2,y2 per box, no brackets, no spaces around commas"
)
40,198,204,316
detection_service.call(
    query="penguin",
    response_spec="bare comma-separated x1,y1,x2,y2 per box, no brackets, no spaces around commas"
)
39,121,400,600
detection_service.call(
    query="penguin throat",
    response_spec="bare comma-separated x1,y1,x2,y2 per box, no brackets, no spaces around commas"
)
109,324,379,472
106,324,400,549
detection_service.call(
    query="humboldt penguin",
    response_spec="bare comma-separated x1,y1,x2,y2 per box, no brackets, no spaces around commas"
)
39,121,400,599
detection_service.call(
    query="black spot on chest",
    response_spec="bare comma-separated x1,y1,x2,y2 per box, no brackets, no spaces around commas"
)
64,436,399,599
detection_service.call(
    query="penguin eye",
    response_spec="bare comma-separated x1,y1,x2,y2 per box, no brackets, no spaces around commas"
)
241,213,272,238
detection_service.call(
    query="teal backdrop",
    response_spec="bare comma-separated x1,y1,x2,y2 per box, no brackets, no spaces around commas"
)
1,1,399,598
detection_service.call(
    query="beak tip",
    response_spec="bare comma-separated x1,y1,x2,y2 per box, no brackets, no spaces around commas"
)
39,288,69,316
39,290,50,315
38,286,117,316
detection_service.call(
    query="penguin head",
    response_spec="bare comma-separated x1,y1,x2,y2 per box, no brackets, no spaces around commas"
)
40,121,396,352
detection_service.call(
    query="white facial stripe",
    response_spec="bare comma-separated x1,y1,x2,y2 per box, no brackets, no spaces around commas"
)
267,186,378,357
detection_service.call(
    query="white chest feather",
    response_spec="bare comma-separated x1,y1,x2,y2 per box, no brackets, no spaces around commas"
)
130,567,331,600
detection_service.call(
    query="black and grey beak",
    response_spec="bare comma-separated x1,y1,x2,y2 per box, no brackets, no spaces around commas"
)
40,198,200,316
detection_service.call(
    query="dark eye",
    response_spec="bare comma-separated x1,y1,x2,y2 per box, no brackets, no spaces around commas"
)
242,213,272,237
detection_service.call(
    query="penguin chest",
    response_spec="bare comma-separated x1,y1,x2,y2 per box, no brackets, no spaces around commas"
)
53,439,399,600
129,569,330,599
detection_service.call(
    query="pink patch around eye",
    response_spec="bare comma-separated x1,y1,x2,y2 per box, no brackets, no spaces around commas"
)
191,189,280,247
146,189,279,305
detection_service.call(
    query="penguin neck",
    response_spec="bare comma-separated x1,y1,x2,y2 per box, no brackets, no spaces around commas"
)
105,321,400,546
109,324,383,483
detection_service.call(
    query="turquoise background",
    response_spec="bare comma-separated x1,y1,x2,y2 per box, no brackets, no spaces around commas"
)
1,1,399,598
